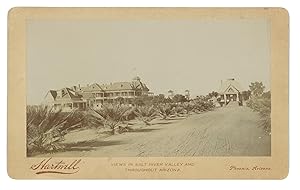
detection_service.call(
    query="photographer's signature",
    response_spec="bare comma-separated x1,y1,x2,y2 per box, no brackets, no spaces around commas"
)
30,157,81,174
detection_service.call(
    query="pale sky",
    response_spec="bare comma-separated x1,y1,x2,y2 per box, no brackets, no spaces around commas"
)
27,19,270,105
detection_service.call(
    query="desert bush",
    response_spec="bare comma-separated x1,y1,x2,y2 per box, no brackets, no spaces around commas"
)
91,104,132,134
133,105,158,126
26,105,85,156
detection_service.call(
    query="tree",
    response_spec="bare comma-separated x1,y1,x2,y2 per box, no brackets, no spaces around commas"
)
208,91,219,98
132,95,152,106
262,91,271,99
134,105,157,126
242,90,252,101
151,94,167,105
91,104,131,134
172,94,187,103
249,82,265,97
156,104,175,120
26,106,86,155
182,102,195,115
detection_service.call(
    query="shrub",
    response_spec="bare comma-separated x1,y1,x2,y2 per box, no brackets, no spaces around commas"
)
194,100,214,112
247,96,271,133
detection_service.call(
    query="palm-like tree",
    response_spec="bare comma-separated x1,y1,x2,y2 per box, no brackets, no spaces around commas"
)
182,102,195,115
134,105,157,126
91,104,131,134
173,105,185,117
156,104,175,120
26,105,84,155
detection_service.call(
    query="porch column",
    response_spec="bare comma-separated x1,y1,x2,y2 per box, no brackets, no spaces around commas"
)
224,94,227,105
236,93,239,101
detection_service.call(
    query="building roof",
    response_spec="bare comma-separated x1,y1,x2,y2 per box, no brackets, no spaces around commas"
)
49,90,57,99
99,81,149,92
65,88,82,99
218,79,243,94
81,83,105,92
51,88,82,100
74,77,149,93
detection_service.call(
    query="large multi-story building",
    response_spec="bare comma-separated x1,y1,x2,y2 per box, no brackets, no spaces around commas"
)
42,77,150,110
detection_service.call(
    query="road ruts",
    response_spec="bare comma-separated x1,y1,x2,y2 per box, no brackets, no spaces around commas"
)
85,105,271,157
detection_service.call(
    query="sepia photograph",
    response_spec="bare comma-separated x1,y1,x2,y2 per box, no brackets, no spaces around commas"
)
7,7,289,179
26,17,271,157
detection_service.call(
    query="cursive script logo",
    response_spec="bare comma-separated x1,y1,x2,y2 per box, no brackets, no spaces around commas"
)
30,157,81,175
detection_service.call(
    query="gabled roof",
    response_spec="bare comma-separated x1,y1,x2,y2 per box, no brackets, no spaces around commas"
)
43,88,83,103
66,88,82,99
131,80,149,91
56,88,82,100
218,79,243,94
43,90,57,100
81,83,105,92
49,90,57,99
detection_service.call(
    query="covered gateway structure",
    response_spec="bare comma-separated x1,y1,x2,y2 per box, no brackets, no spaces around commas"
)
218,78,243,106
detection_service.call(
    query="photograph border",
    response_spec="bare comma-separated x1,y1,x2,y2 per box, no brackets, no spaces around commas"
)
7,7,289,179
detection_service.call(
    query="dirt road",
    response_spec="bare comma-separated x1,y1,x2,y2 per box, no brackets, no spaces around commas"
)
53,105,270,157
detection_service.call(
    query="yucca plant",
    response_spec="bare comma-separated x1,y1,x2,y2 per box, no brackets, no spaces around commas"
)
26,105,84,156
156,104,175,120
133,105,157,126
91,104,131,134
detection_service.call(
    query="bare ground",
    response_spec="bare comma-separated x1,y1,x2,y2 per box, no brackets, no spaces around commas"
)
38,106,271,157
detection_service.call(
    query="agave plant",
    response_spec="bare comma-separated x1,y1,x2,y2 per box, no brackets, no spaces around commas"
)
26,105,84,156
133,105,157,126
156,104,175,120
91,104,132,134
